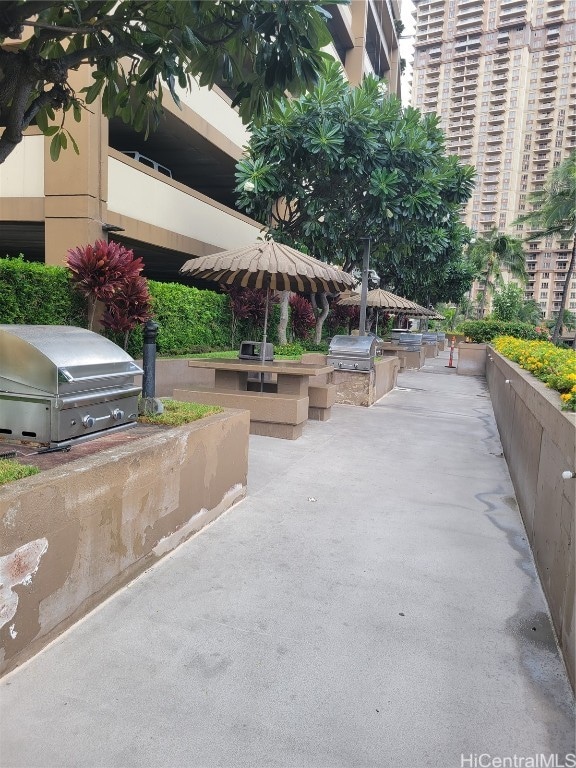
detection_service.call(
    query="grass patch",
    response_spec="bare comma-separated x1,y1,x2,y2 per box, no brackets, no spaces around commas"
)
138,398,223,426
0,458,40,486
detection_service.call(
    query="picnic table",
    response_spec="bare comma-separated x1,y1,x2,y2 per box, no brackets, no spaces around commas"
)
172,358,336,439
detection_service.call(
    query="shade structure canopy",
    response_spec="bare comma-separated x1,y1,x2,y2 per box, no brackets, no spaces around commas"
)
180,240,356,294
339,288,430,313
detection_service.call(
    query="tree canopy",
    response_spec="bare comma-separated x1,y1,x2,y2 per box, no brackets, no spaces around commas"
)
235,62,476,306
0,0,336,163
515,151,576,344
467,229,527,319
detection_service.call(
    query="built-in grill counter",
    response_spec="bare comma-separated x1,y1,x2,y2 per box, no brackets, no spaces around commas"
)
0,325,143,447
327,335,377,372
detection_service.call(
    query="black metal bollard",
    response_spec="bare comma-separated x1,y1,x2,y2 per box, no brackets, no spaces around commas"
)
142,320,158,399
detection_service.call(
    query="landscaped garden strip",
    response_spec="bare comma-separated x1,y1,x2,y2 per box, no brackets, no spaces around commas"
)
138,399,223,426
0,458,40,486
492,336,576,411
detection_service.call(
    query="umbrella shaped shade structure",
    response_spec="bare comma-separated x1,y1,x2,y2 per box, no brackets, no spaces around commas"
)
181,241,356,376
339,288,428,313
338,289,444,331
180,240,356,294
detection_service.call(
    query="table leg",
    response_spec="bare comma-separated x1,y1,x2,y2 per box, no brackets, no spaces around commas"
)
215,369,248,390
277,375,309,396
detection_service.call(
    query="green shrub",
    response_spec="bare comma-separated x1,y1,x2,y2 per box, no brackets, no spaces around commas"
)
458,319,548,343
302,339,330,353
274,342,305,357
0,256,86,325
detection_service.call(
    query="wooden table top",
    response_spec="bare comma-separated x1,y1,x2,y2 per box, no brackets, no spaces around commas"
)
187,358,333,376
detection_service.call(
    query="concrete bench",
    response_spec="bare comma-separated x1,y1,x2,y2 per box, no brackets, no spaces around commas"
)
173,387,309,440
308,383,337,421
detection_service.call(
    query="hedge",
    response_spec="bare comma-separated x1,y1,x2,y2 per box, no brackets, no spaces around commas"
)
0,257,277,357
458,319,549,344
0,256,86,326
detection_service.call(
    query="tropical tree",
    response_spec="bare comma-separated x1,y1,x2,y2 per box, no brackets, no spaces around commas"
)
0,0,336,164
236,61,475,339
491,283,525,322
517,299,543,326
468,230,527,319
515,152,576,345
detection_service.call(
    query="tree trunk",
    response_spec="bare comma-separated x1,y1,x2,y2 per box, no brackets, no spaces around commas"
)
277,291,290,345
314,292,329,344
552,237,576,345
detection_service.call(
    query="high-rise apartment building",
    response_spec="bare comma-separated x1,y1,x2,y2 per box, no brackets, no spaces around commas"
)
0,3,400,283
410,0,576,318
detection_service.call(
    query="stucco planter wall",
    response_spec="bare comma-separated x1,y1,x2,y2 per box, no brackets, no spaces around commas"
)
457,342,487,376
0,409,249,677
486,348,575,690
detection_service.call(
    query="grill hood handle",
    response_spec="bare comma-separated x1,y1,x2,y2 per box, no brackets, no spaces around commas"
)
58,365,143,383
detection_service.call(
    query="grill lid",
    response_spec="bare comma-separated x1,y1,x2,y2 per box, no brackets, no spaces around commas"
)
0,325,142,396
328,335,376,358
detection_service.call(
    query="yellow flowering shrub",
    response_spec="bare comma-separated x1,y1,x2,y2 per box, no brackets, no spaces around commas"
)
492,336,576,412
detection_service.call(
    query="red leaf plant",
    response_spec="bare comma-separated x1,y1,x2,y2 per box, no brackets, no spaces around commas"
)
100,275,152,349
326,301,359,335
289,294,315,340
226,287,271,323
67,239,145,329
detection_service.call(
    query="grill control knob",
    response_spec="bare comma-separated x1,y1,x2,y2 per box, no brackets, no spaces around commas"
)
112,408,124,421
82,415,95,429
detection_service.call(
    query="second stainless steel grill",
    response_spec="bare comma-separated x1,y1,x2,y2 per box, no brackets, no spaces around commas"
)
0,325,143,447
327,335,376,372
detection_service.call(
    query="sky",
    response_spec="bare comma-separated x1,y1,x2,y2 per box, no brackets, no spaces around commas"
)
399,0,416,105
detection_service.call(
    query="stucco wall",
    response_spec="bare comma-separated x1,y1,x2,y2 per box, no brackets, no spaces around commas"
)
134,358,215,397
457,343,487,376
0,410,249,677
486,348,575,689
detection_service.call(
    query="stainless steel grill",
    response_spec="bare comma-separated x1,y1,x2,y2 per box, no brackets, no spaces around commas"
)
327,335,376,372
0,325,143,447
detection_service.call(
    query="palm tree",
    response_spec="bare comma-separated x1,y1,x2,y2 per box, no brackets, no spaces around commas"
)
468,230,527,318
515,152,576,345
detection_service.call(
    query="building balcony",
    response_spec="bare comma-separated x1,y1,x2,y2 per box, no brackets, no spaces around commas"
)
499,9,528,25
539,83,557,93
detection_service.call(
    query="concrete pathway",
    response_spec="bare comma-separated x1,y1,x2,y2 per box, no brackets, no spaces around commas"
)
1,351,574,768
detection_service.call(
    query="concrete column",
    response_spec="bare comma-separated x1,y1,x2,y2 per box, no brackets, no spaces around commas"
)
345,0,368,86
44,67,108,266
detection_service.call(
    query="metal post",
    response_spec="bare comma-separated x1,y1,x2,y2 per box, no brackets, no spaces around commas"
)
359,237,371,337
142,320,158,398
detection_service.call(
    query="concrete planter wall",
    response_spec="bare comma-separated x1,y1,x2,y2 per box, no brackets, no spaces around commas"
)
486,348,575,690
457,342,487,376
0,410,249,677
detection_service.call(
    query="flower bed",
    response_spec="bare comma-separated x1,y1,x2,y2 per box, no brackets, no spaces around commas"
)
492,336,576,411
